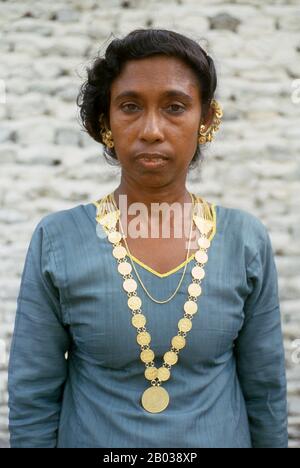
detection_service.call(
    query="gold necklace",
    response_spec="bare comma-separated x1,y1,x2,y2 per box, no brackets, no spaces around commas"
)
94,191,215,413
107,191,195,304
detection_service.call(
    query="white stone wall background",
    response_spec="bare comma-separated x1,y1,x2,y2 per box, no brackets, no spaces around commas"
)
0,0,299,449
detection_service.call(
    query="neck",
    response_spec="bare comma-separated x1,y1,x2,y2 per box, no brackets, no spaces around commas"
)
112,181,194,235
113,183,192,212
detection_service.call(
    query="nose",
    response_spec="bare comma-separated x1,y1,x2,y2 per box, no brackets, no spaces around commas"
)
139,110,165,142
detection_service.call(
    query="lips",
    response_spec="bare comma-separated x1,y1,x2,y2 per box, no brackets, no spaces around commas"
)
136,153,170,169
136,152,169,161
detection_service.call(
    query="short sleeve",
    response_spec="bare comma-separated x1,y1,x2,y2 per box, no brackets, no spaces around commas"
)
8,220,71,448
234,225,289,448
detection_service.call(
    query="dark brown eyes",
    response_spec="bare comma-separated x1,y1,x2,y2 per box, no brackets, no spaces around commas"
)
121,103,186,114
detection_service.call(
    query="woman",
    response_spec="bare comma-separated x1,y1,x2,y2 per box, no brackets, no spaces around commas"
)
8,28,288,448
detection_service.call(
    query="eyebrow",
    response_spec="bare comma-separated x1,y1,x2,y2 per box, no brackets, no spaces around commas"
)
113,89,194,103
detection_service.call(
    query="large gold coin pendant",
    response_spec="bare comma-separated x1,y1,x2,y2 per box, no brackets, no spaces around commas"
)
141,386,170,413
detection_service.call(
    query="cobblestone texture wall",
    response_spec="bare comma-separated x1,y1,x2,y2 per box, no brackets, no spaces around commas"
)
0,0,299,448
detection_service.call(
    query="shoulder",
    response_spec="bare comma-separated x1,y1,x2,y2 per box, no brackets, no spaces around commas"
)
31,202,95,242
211,202,272,266
195,194,269,242
216,204,268,238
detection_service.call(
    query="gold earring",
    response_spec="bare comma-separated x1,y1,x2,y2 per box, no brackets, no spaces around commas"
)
99,113,114,149
198,99,223,144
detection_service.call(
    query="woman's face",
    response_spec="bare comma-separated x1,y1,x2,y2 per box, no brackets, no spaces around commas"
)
108,55,205,187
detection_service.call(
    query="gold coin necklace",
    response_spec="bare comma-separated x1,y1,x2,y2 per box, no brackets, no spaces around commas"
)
93,192,215,413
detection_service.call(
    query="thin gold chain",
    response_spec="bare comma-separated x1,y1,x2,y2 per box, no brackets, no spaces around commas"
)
108,191,196,304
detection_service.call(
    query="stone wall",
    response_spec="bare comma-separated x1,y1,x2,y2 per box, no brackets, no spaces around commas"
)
0,0,299,448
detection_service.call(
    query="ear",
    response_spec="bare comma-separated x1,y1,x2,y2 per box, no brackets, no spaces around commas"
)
105,111,111,131
200,102,214,132
99,113,110,130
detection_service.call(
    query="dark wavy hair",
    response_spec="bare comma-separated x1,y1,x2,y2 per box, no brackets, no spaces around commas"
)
76,28,218,170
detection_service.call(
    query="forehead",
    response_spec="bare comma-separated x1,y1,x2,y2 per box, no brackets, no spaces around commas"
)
110,55,200,98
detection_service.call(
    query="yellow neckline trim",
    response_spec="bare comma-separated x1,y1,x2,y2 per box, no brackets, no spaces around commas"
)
91,200,217,278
